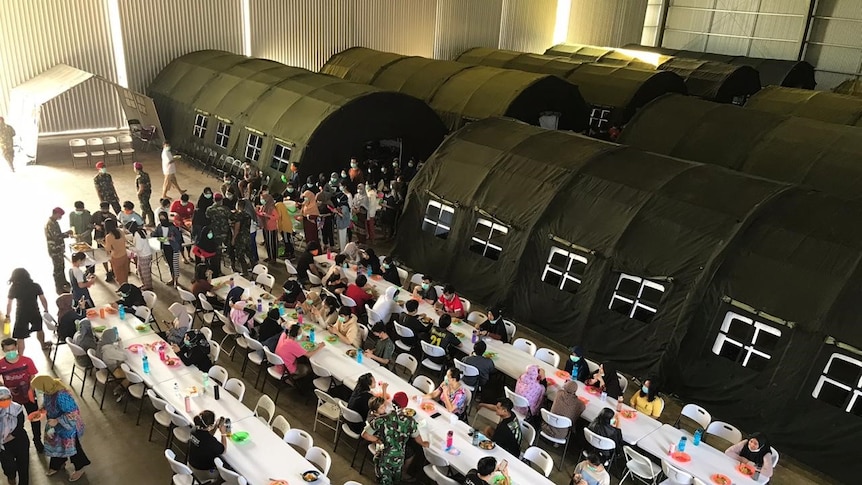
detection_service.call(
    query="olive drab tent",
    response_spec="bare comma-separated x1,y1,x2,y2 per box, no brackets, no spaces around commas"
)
455,47,686,133
618,94,862,200
833,78,862,97
395,116,862,484
544,43,761,104
320,47,590,132
744,86,862,126
622,43,817,89
148,50,446,188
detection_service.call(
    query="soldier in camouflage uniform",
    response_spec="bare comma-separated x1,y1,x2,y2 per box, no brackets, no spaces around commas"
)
362,394,429,485
230,200,252,276
93,161,121,213
45,207,72,293
0,117,16,172
134,162,155,226
205,193,231,277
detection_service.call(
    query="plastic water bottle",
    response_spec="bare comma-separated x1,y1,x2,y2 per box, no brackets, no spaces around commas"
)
224,418,232,437
158,346,166,361
446,430,453,450
367,266,372,277
471,428,480,446
677,436,687,452
256,298,263,313
600,391,607,402
693,429,702,446
327,248,332,260
173,382,181,398
309,328,316,343
278,302,285,316
357,349,363,363
142,355,150,374
229,277,235,288
297,307,304,324
118,304,126,320
471,331,478,343
202,372,210,396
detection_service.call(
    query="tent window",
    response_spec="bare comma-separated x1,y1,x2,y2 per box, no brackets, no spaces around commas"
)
608,274,665,323
469,218,508,261
123,91,136,110
422,200,455,239
589,107,612,130
541,246,588,293
712,311,782,372
245,133,263,162
270,144,292,173
215,122,231,148
813,353,862,415
193,114,208,139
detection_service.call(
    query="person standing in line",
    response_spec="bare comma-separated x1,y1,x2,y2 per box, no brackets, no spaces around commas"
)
362,393,429,485
0,338,42,454
160,142,185,199
129,222,153,291
31,376,90,481
67,202,93,247
45,208,72,294
0,117,16,172
5,269,49,353
133,162,155,227
152,212,183,287
230,200,252,276
0,386,29,485
273,194,295,260
89,202,115,281
205,193,231,277
102,219,129,286
92,162,120,213
257,194,279,262
67,253,94,310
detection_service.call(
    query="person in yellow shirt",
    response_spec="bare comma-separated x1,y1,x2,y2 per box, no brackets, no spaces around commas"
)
629,379,664,418
273,194,295,260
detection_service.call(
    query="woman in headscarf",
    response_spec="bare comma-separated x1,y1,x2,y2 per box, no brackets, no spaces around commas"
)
96,327,125,374
103,218,130,285
725,432,774,480
380,257,400,286
257,308,284,346
350,184,368,243
299,189,320,244
278,280,304,309
72,320,97,367
322,254,349,294
371,286,402,325
116,283,145,310
544,380,585,440
171,329,213,372
0,386,28,485
31,375,90,481
514,364,547,418
55,294,79,342
360,247,382,275
585,362,623,400
565,346,590,383
191,226,219,274
191,187,214,245
257,193,279,262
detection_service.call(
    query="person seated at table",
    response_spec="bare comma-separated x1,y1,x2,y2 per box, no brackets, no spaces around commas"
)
464,456,510,485
463,340,496,389
586,408,622,461
725,432,774,480
347,373,377,433
324,269,349,295
340,241,361,264
299,291,323,316
295,241,322,284
474,397,522,457
426,368,469,421
371,286,401,325
544,380,585,440
229,300,255,332
222,283,245,316
331,306,361,348
72,320,97,367
514,365,547,418
396,299,431,346
345,274,375,315
187,410,227,483
571,452,610,485
274,324,325,379
278,279,305,309
190,264,222,306
258,307,284,346
435,284,464,319
311,295,339,328
629,378,663,418
171,329,213,371
380,256,400,286
55,294,80,342
116,283,146,310
426,314,461,365
322,254,349,288
159,309,192,346
412,274,437,304
477,306,508,343
585,362,623,400
359,247,382,275
364,322,394,366
565,345,591,383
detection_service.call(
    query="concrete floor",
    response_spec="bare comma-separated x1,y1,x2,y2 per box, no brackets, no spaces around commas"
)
0,135,829,485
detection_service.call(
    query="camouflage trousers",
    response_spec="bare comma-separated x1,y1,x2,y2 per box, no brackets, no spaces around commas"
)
373,451,405,485
49,250,66,292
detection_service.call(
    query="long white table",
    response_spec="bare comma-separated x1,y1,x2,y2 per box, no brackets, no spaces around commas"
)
88,307,155,342
638,424,767,484
122,333,196,387
152,373,255,423
575,386,662,445
211,273,278,323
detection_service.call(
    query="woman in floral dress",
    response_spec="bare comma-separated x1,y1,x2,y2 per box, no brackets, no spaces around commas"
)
31,376,90,481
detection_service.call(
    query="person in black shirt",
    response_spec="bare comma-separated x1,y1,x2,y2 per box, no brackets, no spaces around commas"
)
295,241,322,284
188,410,227,483
475,398,522,457
587,408,623,462
380,256,400,286
171,329,213,372
359,247,382,275
411,275,437,304
463,340,495,389
347,373,376,433
395,300,431,347
478,306,509,344
426,314,460,365
257,308,283,344
565,345,591,382
464,456,510,485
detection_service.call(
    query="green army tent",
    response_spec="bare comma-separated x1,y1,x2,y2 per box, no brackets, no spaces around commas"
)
745,85,862,126
623,43,817,89
832,78,862,97
618,94,862,200
395,117,862,484
320,47,589,132
546,43,761,104
456,47,686,133
148,50,446,188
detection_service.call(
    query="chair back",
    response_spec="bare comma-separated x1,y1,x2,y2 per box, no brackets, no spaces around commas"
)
535,347,560,367
420,340,445,358
264,347,284,366
453,358,480,385
502,319,517,340
209,341,221,362
309,360,332,378
504,386,530,409
337,400,364,425
166,405,192,428
146,389,169,412
198,293,215,312
245,335,264,352
366,306,383,325
340,294,357,308
459,297,471,313
284,260,298,276
224,378,246,401
409,273,424,288
307,270,322,285
65,338,89,361
305,446,332,475
412,375,436,394
584,428,616,451
168,302,188,320
177,288,196,305
623,445,658,480
540,408,572,432
252,263,269,277
394,353,418,376
208,365,230,385
617,373,628,393
396,267,408,286
255,394,276,424
662,459,694,484
164,449,193,476
142,290,157,308
200,326,213,342
705,420,742,444
432,466,460,485
466,311,487,326
771,446,779,468
256,272,275,291
134,306,151,322
121,363,145,385
393,322,414,339
41,312,58,332
271,414,291,437
679,403,712,430
523,446,554,477
215,457,248,485
284,428,314,454
512,338,537,355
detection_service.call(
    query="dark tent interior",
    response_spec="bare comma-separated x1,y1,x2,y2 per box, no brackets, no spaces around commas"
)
618,94,862,200
395,117,862,484
320,47,590,132
456,47,686,133
745,85,862,126
148,50,447,188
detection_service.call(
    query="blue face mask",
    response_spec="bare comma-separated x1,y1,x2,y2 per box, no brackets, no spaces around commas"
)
642,386,649,394
610,418,617,426
570,355,580,363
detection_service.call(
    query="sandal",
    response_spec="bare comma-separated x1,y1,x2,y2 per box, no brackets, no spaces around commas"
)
69,469,86,481
46,469,59,476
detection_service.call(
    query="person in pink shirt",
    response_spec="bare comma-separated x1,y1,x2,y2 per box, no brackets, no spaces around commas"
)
257,194,279,262
274,324,325,379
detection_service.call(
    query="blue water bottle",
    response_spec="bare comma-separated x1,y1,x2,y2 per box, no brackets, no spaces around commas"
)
357,349,363,363
279,302,285,316
309,328,316,343
677,436,687,452
366,266,372,277
118,304,125,320
142,355,150,374
693,429,702,446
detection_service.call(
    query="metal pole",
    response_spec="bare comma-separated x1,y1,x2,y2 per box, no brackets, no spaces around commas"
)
797,0,818,61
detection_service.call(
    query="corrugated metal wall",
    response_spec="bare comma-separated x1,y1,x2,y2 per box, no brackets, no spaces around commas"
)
804,0,862,89
353,0,438,58
433,0,504,60
118,0,244,93
566,0,648,47
499,0,559,53
0,0,122,133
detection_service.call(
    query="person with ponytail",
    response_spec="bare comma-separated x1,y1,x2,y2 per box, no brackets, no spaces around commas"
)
188,410,227,483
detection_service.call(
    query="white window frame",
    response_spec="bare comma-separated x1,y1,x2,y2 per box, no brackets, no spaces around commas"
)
244,133,263,162
422,200,455,239
589,107,612,130
711,311,782,368
541,246,588,292
193,114,208,139
608,273,665,321
215,122,231,148
270,143,292,172
813,353,862,414
470,217,509,260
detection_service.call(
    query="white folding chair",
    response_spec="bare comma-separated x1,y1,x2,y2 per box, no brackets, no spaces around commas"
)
41,312,65,368
340,294,357,309
661,459,694,485
521,420,536,450
271,414,291,438
118,134,136,163
771,446,779,468
215,311,239,357
134,306,152,325
396,267,408,286
335,401,364,467
705,421,742,447
87,137,105,162
419,341,446,374
366,305,383,325
310,360,335,392
224,378,246,402
252,263,269,278
305,446,332,475
142,290,157,311
312,389,341,437
119,363,147,424
165,406,193,454
208,365,229,386
504,386,531,420
502,319,517,340
209,341,221,364
523,446,554,477
677,403,711,430
65,338,91,397
69,138,89,167
539,408,572,468
409,273,424,289
284,428,314,455
584,428,617,466
197,293,216,325
394,352,418,379
262,348,290,404
466,311,486,326
307,270,322,288
103,135,122,165
254,394,276,424
215,457,248,485
164,449,196,484
618,373,629,393
459,297,471,313
535,347,560,367
393,322,415,353
177,287,199,315
256,272,275,291
146,390,173,444
423,447,452,482
454,358,480,392
168,302,189,321
86,349,117,409
412,375,436,394
284,260,298,278
512,338,537,356
432,466,460,485
241,335,265,384
200,326,213,342
621,445,660,485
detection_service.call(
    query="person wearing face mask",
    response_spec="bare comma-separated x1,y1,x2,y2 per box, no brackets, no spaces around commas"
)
169,193,195,233
154,197,171,223
350,184,368,243
187,410,227,483
133,162,155,227
412,275,437,304
585,362,623,400
380,257,400,286
725,432,774,480
295,241,322,285
191,188,214,245
151,211,183,287
31,375,90,481
363,393,429,485
0,386,29,485
299,189,320,245
274,324,325,379
403,157,417,182
0,338,41,454
426,368,469,420
331,306,361,348
377,182,402,240
68,201,93,246
629,379,663,418
117,201,144,229
92,161,120,213
565,346,590,383
365,183,379,241
160,141,186,199
272,194,295,260
333,184,352,250
91,202,116,280
311,295,339,329
348,157,364,183
572,452,610,485
477,306,509,343
257,194,279,262
281,181,300,202
205,193,231,277
128,222,153,290
587,408,623,461
171,329,213,371
191,224,220,277
220,175,239,202
229,200,252,276
435,284,465,319
45,207,73,294
103,218,130,286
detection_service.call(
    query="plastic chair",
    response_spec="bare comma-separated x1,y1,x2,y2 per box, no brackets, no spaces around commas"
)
335,401,364,466
262,348,290,404
69,138,89,167
310,360,335,392
118,134,136,163
677,403,711,431
459,297,471,314
86,348,117,409
164,449,196,485
142,290,157,311
539,408,572,468
284,428,314,455
103,136,122,165
454,358,480,393
165,406,193,455
224,378,246,402
520,419,536,450
284,260,298,278
200,326,213,342
119,363,146,424
396,267,409,286
241,335,265,383
705,421,742,448
215,457,248,485
535,347,560,367
256,272,275,291
146,390,173,444
305,446,332,475
504,386,531,420
208,365,229,386
502,319,517,340
312,389,341,437
134,306,152,325
252,263,269,278
512,338,537,356
432,466,460,485
340,294,357,309
394,352,418,379
87,137,105,162
419,341,446,373
771,446,779,468
65,338,92,397
621,445,660,485
584,428,617,466
523,446,554,477
254,394,276,424
168,302,189,321
366,305,383,325
209,341,221,365
197,293,216,325
215,312,239,358
661,459,694,485
412,375,436,394
307,270,322,288
466,311,487,326
271,414,291,438
41,312,65,368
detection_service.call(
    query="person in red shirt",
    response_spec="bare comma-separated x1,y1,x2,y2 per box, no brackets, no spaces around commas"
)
436,284,465,319
169,193,195,230
344,275,375,315
273,325,325,379
0,338,42,452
